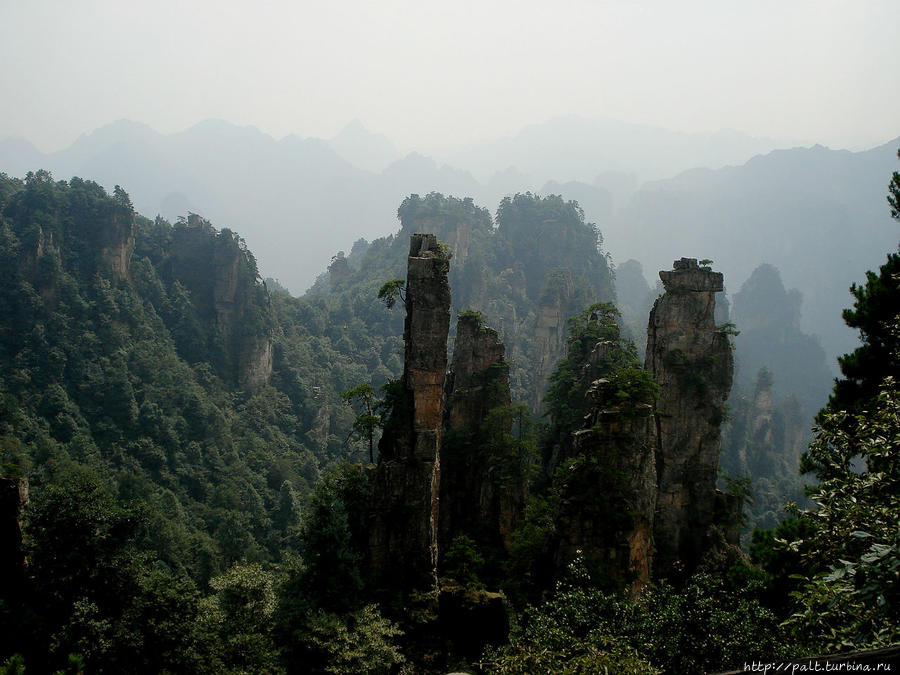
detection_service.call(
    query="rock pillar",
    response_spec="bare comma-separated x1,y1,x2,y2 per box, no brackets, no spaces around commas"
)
553,338,658,594
369,234,451,590
440,314,525,568
645,258,733,577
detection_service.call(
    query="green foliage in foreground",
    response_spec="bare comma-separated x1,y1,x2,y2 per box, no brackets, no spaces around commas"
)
1,462,403,674
786,374,900,652
4,154,899,672
292,604,405,675
486,554,788,674
753,152,900,654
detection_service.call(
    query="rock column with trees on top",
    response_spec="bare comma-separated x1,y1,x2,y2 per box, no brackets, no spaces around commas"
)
645,258,734,577
440,311,527,569
368,234,452,591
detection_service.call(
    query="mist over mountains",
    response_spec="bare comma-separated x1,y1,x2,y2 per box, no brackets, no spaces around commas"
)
442,115,795,184
1,116,897,365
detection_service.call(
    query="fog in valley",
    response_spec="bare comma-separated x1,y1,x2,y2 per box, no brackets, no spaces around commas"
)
3,2,898,368
2,1,899,671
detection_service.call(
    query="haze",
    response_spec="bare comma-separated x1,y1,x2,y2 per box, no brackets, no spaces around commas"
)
2,0,898,154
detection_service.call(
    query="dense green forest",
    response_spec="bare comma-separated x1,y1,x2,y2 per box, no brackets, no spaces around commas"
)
0,158,898,673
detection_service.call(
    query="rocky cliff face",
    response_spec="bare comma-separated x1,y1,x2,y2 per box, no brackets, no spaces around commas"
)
440,313,525,567
722,369,807,493
445,315,508,430
18,225,56,302
97,211,135,280
169,215,274,390
328,252,351,289
551,336,658,593
20,207,134,287
531,298,568,412
397,195,492,272
368,233,452,591
645,258,733,577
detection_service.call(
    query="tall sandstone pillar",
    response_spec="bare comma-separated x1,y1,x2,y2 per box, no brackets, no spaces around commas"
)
440,314,525,562
551,334,658,594
369,234,451,591
646,258,733,577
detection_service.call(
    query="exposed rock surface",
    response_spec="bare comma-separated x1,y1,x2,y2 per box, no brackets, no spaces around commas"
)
440,313,525,564
19,226,56,301
369,233,451,591
328,252,350,289
552,337,658,593
739,370,806,476
97,211,135,280
19,204,134,285
531,297,567,411
645,258,734,577
445,315,508,431
169,214,273,390
397,196,492,271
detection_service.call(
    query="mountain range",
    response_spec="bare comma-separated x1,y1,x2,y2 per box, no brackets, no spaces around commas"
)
1,116,897,364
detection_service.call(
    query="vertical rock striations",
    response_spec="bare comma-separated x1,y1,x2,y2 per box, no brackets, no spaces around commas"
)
369,233,451,591
645,258,734,577
169,215,274,390
445,314,508,431
440,312,525,568
97,210,136,280
550,328,658,593
531,297,568,412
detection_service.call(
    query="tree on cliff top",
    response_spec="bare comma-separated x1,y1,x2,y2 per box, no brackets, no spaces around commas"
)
495,193,613,303
544,302,656,438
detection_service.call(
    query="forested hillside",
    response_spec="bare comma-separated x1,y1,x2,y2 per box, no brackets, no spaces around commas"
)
304,190,614,409
0,173,614,671
1,159,898,673
2,122,894,371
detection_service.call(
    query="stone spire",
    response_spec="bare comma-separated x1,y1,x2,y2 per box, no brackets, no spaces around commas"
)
645,258,734,577
440,313,526,565
368,234,452,591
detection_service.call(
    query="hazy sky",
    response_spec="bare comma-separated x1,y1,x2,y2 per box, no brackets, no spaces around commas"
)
1,0,897,153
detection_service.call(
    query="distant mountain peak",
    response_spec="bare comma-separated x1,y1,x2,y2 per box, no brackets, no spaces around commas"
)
75,119,160,143
335,118,370,137
329,120,400,173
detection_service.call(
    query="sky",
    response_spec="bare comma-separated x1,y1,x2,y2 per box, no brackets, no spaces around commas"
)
1,0,898,154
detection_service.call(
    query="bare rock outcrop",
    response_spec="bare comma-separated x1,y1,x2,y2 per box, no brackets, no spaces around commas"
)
445,314,508,431
368,233,452,591
169,215,274,390
531,297,567,411
552,335,658,593
645,258,734,577
19,204,134,288
440,313,525,566
97,210,135,280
